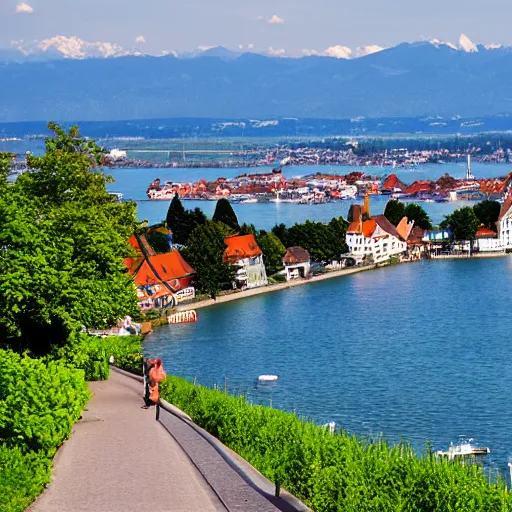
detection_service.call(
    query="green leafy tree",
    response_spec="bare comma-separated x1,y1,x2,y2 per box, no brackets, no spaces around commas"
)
213,198,240,231
257,232,286,275
473,200,500,231
404,203,433,230
328,217,349,254
181,220,235,299
0,124,139,354
442,207,480,243
384,200,406,226
239,223,258,236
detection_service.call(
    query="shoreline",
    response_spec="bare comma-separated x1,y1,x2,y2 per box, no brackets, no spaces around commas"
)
177,263,386,312
175,253,511,313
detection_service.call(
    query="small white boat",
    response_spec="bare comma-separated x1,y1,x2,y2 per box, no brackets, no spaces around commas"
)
241,197,258,204
258,374,278,382
435,437,489,459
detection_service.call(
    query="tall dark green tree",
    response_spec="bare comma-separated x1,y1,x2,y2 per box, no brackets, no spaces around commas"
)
213,198,240,231
404,203,433,230
473,200,501,231
384,200,406,226
181,220,235,299
166,194,206,245
271,223,289,247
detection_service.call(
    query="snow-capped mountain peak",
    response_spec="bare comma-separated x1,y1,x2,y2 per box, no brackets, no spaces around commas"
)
458,33,478,53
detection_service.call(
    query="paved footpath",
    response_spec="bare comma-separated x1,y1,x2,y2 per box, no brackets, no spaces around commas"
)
29,369,227,512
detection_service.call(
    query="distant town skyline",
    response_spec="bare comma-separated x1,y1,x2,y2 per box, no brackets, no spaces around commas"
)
1,0,511,57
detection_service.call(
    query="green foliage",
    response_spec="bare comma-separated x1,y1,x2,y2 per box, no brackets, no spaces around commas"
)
0,446,51,512
272,217,348,263
160,375,512,511
256,231,286,275
182,220,235,298
384,199,406,226
145,228,170,254
212,198,240,231
166,194,206,245
473,200,501,231
442,207,480,242
52,335,144,379
404,203,433,230
0,123,139,354
0,349,91,455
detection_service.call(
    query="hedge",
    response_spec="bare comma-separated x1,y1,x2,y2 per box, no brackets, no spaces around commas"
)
51,334,144,380
0,446,51,512
0,350,91,455
160,375,512,512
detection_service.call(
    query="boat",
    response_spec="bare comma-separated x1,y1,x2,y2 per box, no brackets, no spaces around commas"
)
240,197,258,204
435,437,489,459
258,374,278,382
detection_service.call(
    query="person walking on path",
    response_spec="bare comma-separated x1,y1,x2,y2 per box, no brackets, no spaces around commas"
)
143,358,166,408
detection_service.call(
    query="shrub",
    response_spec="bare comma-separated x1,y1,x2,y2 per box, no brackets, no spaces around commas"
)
0,446,51,512
160,376,512,511
52,335,144,379
0,349,91,455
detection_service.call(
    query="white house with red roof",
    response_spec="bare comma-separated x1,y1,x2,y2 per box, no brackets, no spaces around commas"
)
224,234,268,289
498,195,512,250
346,196,410,264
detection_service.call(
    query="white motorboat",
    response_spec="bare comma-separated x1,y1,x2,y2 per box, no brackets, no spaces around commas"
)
258,374,278,382
435,437,489,459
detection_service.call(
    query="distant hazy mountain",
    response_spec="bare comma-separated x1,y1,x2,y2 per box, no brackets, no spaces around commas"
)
2,35,512,122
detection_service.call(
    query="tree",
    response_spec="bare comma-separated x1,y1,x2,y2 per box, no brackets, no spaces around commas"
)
473,200,500,231
384,200,406,226
213,198,240,231
328,217,349,254
257,232,286,276
181,220,235,299
442,207,480,243
166,195,206,245
0,124,139,354
271,223,290,248
404,203,433,230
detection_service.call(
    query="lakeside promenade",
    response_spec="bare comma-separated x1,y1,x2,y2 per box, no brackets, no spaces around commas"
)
29,369,294,512
179,264,381,312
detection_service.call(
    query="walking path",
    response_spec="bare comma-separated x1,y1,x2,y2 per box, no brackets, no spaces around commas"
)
30,369,277,512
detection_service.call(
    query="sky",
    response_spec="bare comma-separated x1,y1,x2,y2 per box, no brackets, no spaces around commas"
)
1,0,512,57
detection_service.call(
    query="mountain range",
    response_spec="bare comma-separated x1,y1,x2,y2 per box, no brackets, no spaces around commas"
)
2,34,512,122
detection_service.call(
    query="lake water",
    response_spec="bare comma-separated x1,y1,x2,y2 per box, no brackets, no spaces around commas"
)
144,258,512,479
106,162,512,229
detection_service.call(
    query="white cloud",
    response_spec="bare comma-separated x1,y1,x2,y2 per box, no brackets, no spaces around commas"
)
238,44,244,50
324,45,352,59
301,48,320,56
254,15,265,21
135,36,146,44
248,43,255,50
267,46,286,57
198,45,215,52
16,3,33,14
355,45,385,57
268,15,284,24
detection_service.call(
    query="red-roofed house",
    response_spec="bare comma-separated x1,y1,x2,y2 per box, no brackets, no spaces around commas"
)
346,195,409,263
224,234,268,289
474,226,502,253
124,233,196,309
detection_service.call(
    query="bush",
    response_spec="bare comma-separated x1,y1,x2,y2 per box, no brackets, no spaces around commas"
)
160,376,512,511
52,335,144,379
0,446,51,512
0,349,91,455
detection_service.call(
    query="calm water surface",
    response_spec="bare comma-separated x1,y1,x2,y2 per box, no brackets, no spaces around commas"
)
145,258,512,477
105,162,512,229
